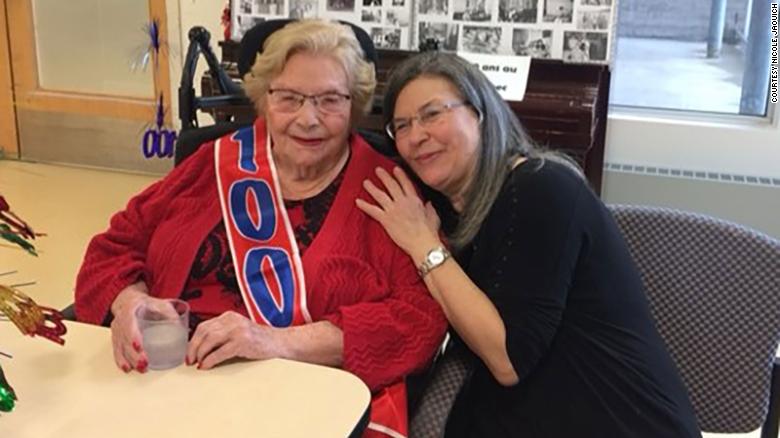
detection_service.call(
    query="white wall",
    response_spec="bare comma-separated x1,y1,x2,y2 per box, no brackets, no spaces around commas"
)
605,107,780,179
603,106,780,238
602,170,780,239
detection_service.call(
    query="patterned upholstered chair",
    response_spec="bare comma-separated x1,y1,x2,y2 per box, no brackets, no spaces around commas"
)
408,339,469,438
609,204,780,438
409,204,780,438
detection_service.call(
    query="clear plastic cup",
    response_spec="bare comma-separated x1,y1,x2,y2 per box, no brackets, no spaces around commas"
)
137,299,189,370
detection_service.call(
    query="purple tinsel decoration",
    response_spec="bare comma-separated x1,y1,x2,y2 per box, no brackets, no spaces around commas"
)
142,94,177,159
131,19,163,71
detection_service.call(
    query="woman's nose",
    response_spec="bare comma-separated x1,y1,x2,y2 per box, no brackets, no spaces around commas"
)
294,99,321,127
406,119,429,145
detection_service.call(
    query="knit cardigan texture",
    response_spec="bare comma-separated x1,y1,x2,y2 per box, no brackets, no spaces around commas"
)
75,131,447,391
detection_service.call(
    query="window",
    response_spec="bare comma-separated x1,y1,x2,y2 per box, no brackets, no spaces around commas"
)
609,0,775,117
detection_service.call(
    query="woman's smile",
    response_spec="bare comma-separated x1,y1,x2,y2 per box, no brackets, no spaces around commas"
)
291,135,325,147
413,150,442,166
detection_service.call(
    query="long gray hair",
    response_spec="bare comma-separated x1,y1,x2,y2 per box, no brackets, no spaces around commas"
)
383,51,580,250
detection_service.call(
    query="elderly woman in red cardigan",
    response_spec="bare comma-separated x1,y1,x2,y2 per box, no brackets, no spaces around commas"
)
74,19,446,438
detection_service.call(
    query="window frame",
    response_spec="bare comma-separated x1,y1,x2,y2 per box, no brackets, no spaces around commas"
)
605,101,780,179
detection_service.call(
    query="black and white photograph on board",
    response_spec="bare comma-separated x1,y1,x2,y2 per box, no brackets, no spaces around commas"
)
327,0,355,11
498,0,537,23
512,28,552,57
576,9,610,30
230,0,615,60
289,0,317,18
361,8,382,22
453,0,493,21
418,0,449,16
563,31,608,62
386,9,411,26
234,15,266,39
543,0,573,22
418,22,459,51
461,25,501,53
255,0,284,14
371,27,402,48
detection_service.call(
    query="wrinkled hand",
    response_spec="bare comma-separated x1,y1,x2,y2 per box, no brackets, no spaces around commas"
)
110,284,178,373
356,167,442,262
187,311,280,370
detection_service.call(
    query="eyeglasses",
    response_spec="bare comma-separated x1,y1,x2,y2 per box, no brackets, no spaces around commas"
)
386,101,469,139
267,89,351,114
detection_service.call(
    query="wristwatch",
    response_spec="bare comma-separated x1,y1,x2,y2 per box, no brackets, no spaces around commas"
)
418,246,451,278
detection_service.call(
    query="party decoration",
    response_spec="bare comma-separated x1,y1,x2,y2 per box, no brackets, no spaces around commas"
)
0,195,59,415
132,17,178,160
142,94,178,159
0,284,67,346
221,2,232,41
131,19,163,71
0,365,16,413
0,196,45,256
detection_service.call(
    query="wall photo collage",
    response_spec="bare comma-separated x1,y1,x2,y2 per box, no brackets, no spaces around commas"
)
232,0,616,63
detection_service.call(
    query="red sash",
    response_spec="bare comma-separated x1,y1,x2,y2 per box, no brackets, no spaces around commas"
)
215,120,408,438
215,120,311,327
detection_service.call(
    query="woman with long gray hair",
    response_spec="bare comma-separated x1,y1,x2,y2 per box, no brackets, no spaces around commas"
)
357,51,700,437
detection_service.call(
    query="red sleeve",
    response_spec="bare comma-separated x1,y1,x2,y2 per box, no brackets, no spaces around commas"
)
74,143,215,324
322,232,448,392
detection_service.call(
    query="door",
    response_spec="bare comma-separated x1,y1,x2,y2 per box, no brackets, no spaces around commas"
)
0,1,17,159
5,0,172,172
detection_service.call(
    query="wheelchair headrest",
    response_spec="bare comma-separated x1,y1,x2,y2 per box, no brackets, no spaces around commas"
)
237,19,378,78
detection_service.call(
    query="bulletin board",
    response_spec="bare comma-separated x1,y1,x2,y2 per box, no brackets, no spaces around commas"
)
232,0,617,63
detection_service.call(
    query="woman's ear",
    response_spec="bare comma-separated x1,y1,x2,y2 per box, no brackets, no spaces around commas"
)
475,106,484,124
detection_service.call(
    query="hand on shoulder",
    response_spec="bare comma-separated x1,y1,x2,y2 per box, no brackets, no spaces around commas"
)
356,166,443,264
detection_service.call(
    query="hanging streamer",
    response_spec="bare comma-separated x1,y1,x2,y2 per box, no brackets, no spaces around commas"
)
130,19,163,71
141,94,178,159
132,18,178,159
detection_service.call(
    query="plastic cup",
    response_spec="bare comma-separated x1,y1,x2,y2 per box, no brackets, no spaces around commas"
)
137,299,189,370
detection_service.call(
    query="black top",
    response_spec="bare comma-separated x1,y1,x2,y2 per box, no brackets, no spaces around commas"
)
444,159,701,438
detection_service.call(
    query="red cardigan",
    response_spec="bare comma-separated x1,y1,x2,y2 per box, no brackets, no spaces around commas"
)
75,132,447,391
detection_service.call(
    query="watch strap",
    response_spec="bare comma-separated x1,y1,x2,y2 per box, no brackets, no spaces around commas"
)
418,246,451,278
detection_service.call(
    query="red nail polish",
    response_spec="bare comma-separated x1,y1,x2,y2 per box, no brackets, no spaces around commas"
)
137,359,147,370
132,340,141,352
122,364,130,373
